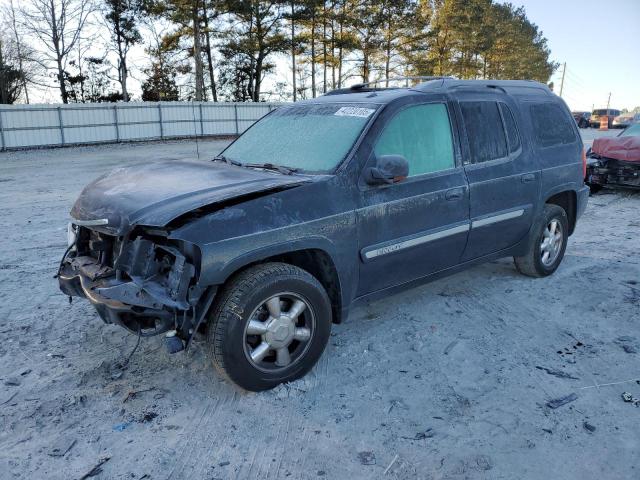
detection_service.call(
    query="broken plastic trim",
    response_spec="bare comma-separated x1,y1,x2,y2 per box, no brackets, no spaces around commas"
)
71,218,109,226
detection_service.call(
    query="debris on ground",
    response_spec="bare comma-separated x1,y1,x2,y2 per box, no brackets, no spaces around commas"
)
444,340,459,355
48,438,77,457
546,393,578,409
536,366,579,380
79,456,111,480
123,387,156,403
614,336,638,354
383,454,399,475
1,391,19,405
139,411,158,423
583,422,596,433
358,451,376,465
112,422,131,432
401,428,435,440
556,342,585,357
4,377,21,387
621,392,640,406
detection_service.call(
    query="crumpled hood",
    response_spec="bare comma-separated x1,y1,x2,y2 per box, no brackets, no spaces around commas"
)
70,160,310,234
592,135,640,163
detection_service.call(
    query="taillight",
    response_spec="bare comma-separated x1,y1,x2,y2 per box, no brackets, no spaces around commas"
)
582,148,587,178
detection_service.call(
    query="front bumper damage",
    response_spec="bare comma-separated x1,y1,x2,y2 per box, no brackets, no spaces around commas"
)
587,158,640,190
58,229,214,340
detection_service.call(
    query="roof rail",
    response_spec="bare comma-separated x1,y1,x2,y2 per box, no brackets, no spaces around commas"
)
323,76,455,96
355,76,455,89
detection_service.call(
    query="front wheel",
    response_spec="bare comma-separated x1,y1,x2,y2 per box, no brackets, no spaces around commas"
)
207,262,332,391
514,204,569,277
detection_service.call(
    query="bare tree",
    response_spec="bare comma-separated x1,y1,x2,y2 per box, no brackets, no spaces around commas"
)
4,0,31,103
20,0,93,103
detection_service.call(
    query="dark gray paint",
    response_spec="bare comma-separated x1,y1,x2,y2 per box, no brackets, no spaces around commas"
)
60,79,590,332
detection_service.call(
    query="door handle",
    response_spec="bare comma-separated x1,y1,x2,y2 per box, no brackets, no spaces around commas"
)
521,173,536,183
445,188,464,201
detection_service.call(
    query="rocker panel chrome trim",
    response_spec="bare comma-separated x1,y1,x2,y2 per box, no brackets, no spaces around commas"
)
362,223,470,260
471,209,524,229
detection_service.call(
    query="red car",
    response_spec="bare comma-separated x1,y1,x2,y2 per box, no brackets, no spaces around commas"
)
586,123,640,190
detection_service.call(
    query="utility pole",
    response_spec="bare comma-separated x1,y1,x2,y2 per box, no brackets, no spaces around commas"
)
559,62,566,97
606,92,611,110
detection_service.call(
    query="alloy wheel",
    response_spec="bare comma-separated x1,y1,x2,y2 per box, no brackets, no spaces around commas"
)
540,218,563,266
243,292,315,372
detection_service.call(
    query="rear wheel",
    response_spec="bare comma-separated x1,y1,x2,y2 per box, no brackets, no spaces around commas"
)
207,262,332,391
514,204,569,277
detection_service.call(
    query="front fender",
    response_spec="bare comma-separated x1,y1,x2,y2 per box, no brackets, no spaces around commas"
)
216,236,341,283
189,210,359,314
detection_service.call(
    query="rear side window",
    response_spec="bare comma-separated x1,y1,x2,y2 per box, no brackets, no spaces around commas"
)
374,103,455,177
530,103,577,147
460,101,508,163
499,103,521,153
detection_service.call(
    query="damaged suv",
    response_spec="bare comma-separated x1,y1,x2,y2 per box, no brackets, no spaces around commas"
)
59,78,588,391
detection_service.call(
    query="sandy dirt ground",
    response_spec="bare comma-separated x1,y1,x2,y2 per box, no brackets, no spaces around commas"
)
0,130,638,480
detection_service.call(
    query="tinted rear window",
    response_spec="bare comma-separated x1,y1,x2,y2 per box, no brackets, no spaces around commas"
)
460,101,508,163
531,103,577,147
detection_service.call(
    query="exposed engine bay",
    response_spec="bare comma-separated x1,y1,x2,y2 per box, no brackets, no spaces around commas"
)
58,224,214,347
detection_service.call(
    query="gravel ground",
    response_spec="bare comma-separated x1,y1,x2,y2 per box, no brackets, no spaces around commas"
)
0,131,638,480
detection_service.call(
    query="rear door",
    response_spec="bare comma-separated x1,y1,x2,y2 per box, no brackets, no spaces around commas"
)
356,98,470,295
455,94,540,260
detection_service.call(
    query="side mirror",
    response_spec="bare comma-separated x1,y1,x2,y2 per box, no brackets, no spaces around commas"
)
364,155,409,185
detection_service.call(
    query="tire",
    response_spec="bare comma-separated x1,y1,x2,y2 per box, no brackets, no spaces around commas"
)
207,262,332,391
514,204,569,278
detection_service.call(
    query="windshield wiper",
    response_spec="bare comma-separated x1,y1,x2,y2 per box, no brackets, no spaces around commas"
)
214,156,298,175
212,154,242,166
243,163,299,175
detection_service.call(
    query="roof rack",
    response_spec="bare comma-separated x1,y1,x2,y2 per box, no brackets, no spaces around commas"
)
324,77,551,97
323,76,454,96
357,76,454,88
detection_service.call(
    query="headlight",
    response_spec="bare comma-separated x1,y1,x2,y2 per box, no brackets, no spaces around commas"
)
67,222,78,248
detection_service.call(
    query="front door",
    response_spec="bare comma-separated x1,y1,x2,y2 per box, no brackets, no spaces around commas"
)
356,100,470,296
455,97,540,260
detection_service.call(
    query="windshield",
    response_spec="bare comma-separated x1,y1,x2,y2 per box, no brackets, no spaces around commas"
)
620,123,640,137
222,103,377,173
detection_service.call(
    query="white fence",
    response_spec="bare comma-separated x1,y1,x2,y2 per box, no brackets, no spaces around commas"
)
0,101,281,150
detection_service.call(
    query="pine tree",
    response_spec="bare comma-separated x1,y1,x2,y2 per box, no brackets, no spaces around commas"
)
103,0,143,102
218,1,287,101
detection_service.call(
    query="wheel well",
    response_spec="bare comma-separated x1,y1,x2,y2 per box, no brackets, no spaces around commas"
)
546,191,577,234
230,249,343,324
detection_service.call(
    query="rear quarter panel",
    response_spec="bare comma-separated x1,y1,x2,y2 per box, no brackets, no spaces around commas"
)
516,96,584,209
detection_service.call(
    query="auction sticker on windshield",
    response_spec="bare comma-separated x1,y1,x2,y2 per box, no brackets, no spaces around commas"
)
334,106,376,118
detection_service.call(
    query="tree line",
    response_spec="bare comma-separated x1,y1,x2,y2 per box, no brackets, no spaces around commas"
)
0,0,557,104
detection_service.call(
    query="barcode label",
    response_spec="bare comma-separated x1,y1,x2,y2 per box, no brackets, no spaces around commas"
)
334,106,375,118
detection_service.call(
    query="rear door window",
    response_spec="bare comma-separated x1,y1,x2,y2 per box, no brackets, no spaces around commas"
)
374,103,455,177
499,103,521,153
460,101,508,163
530,103,577,147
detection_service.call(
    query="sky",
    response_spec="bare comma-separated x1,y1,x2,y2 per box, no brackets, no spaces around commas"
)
501,0,640,111
2,0,639,111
